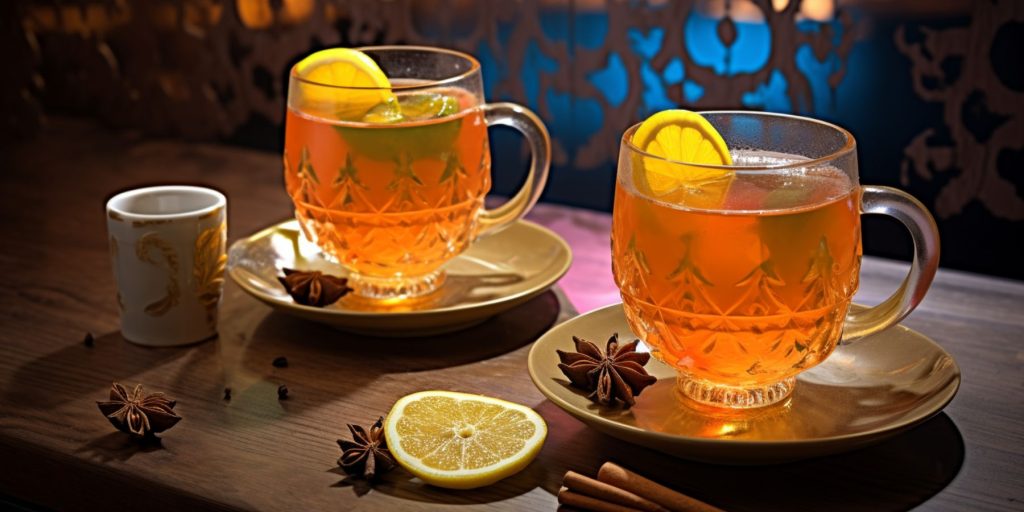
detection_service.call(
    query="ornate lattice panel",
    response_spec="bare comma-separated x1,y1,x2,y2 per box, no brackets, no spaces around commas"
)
9,0,858,161
5,0,1023,276
896,0,1024,222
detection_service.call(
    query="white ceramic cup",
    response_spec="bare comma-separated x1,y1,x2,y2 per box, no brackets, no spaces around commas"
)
106,186,227,346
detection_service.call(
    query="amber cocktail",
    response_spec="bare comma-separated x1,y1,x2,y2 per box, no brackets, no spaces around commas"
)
612,112,940,408
284,46,549,300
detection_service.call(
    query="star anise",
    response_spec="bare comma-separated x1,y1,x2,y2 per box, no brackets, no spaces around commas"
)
96,383,181,437
557,334,658,407
277,268,352,307
337,417,395,480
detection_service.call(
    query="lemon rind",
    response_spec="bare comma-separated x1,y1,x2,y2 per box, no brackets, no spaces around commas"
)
383,390,548,489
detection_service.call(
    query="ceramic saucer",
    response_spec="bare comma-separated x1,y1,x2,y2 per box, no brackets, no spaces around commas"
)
228,219,571,336
528,303,960,464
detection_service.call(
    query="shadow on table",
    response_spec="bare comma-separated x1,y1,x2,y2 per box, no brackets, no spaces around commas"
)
74,431,166,463
535,401,965,512
3,330,198,408
337,456,550,505
212,290,561,415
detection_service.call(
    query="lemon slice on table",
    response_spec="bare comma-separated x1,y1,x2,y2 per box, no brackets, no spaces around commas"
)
631,109,734,208
383,390,547,490
293,48,395,120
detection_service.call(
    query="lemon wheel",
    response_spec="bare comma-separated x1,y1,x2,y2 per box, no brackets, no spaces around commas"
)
630,109,734,207
292,48,395,120
383,390,547,489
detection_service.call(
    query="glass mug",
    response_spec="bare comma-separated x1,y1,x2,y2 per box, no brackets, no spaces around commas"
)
284,46,550,300
612,112,940,409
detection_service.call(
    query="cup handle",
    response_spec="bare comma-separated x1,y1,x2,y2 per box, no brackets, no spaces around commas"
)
843,185,941,343
476,102,552,235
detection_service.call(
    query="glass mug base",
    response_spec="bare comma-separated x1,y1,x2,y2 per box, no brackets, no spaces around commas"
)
347,270,446,300
677,376,796,409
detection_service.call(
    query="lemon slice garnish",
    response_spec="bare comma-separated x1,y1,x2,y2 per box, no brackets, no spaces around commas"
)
293,48,395,120
383,390,547,490
631,109,734,207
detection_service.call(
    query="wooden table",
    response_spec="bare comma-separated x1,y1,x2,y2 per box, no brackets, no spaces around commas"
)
1,119,1022,511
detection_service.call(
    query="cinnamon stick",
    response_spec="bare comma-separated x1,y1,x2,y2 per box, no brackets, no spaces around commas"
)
563,471,669,512
558,487,644,512
598,462,725,512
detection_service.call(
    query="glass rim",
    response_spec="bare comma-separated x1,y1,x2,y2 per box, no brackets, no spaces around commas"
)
621,110,857,172
289,45,481,91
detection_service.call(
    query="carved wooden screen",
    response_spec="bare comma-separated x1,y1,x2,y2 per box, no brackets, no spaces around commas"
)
5,0,1023,278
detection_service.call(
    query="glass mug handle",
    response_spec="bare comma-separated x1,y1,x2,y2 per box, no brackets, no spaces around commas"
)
843,185,941,342
476,102,552,235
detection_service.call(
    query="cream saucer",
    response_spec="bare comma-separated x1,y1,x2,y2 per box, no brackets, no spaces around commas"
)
528,303,960,464
227,219,571,336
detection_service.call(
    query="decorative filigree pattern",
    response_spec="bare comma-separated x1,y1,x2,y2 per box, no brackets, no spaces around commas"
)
12,0,1021,276
896,0,1024,221
108,235,125,312
193,220,227,328
135,232,181,316
11,0,858,171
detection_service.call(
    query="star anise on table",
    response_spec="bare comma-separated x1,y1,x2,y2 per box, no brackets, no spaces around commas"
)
337,417,395,480
96,383,181,437
278,268,352,307
557,334,658,407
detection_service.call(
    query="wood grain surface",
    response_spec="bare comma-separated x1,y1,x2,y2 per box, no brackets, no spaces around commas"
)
1,119,1022,511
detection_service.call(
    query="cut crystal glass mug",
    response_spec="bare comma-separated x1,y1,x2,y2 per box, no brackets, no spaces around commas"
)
612,111,940,408
284,46,550,300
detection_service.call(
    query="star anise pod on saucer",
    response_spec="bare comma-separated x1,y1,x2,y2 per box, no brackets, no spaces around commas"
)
557,334,658,407
277,268,352,307
96,382,181,437
337,417,395,480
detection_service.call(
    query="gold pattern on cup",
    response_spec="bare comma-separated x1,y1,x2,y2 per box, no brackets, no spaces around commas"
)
135,233,181,316
197,206,224,222
131,219,175,228
193,220,227,328
108,235,126,312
